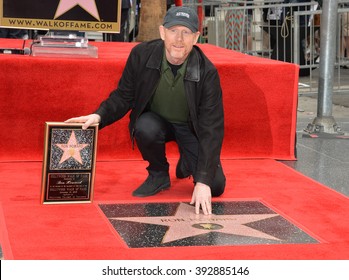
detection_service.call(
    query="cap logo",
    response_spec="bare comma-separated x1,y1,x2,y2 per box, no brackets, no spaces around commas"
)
176,12,190,19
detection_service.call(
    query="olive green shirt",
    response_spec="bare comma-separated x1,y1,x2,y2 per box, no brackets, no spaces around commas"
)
150,54,189,123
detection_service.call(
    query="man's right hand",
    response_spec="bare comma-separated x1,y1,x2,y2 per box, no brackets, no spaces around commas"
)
65,114,101,130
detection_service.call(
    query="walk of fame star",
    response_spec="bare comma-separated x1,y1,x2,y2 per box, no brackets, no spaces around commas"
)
55,131,89,164
55,0,100,20
101,201,318,248
111,203,280,244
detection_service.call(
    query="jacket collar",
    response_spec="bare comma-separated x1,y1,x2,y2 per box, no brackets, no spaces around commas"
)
146,40,200,82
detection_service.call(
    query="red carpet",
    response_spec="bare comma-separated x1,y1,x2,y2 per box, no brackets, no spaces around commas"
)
1,159,349,260
1,40,334,260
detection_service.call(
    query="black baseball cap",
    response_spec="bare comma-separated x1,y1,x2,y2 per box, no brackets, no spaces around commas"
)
163,6,199,32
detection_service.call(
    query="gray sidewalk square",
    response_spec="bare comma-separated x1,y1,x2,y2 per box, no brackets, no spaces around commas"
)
282,77,349,196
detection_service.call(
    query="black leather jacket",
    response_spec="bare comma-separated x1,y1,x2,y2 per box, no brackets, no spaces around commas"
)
95,39,224,186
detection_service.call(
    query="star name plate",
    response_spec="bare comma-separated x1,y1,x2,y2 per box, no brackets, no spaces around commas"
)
41,122,98,204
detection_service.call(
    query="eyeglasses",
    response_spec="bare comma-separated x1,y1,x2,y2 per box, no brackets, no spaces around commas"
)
165,28,195,38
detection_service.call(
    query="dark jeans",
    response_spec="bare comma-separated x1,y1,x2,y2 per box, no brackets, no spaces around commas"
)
134,112,226,196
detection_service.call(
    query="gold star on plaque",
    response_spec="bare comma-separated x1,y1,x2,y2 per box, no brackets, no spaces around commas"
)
111,203,281,244
55,131,89,165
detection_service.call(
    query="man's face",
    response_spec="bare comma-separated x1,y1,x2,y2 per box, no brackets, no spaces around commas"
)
159,25,200,65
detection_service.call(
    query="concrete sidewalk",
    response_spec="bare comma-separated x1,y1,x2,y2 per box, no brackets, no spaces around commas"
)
298,94,349,120
281,86,349,197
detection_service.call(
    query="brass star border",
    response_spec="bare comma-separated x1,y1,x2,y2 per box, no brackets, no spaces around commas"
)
99,201,319,248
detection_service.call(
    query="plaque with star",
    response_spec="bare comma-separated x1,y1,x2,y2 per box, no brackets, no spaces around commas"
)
0,0,121,33
41,122,98,204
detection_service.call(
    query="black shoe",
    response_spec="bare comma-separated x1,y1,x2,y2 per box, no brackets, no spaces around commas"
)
132,172,170,197
176,156,191,179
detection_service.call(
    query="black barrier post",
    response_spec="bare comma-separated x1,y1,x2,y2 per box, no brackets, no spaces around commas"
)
304,0,344,135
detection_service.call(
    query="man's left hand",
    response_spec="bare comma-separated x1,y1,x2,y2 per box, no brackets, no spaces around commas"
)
190,182,212,215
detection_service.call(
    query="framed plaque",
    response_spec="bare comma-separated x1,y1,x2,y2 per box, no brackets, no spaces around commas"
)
41,122,98,204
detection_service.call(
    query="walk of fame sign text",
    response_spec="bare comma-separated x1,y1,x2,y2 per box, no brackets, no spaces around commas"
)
0,0,121,32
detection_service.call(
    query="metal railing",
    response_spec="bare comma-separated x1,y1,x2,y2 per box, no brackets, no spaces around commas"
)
183,1,349,95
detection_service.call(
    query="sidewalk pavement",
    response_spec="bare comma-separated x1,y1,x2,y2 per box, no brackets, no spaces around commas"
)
298,94,349,120
283,91,349,198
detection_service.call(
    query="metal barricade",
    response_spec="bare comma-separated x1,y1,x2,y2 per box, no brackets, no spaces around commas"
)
182,1,349,95
212,2,320,71
294,6,349,94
